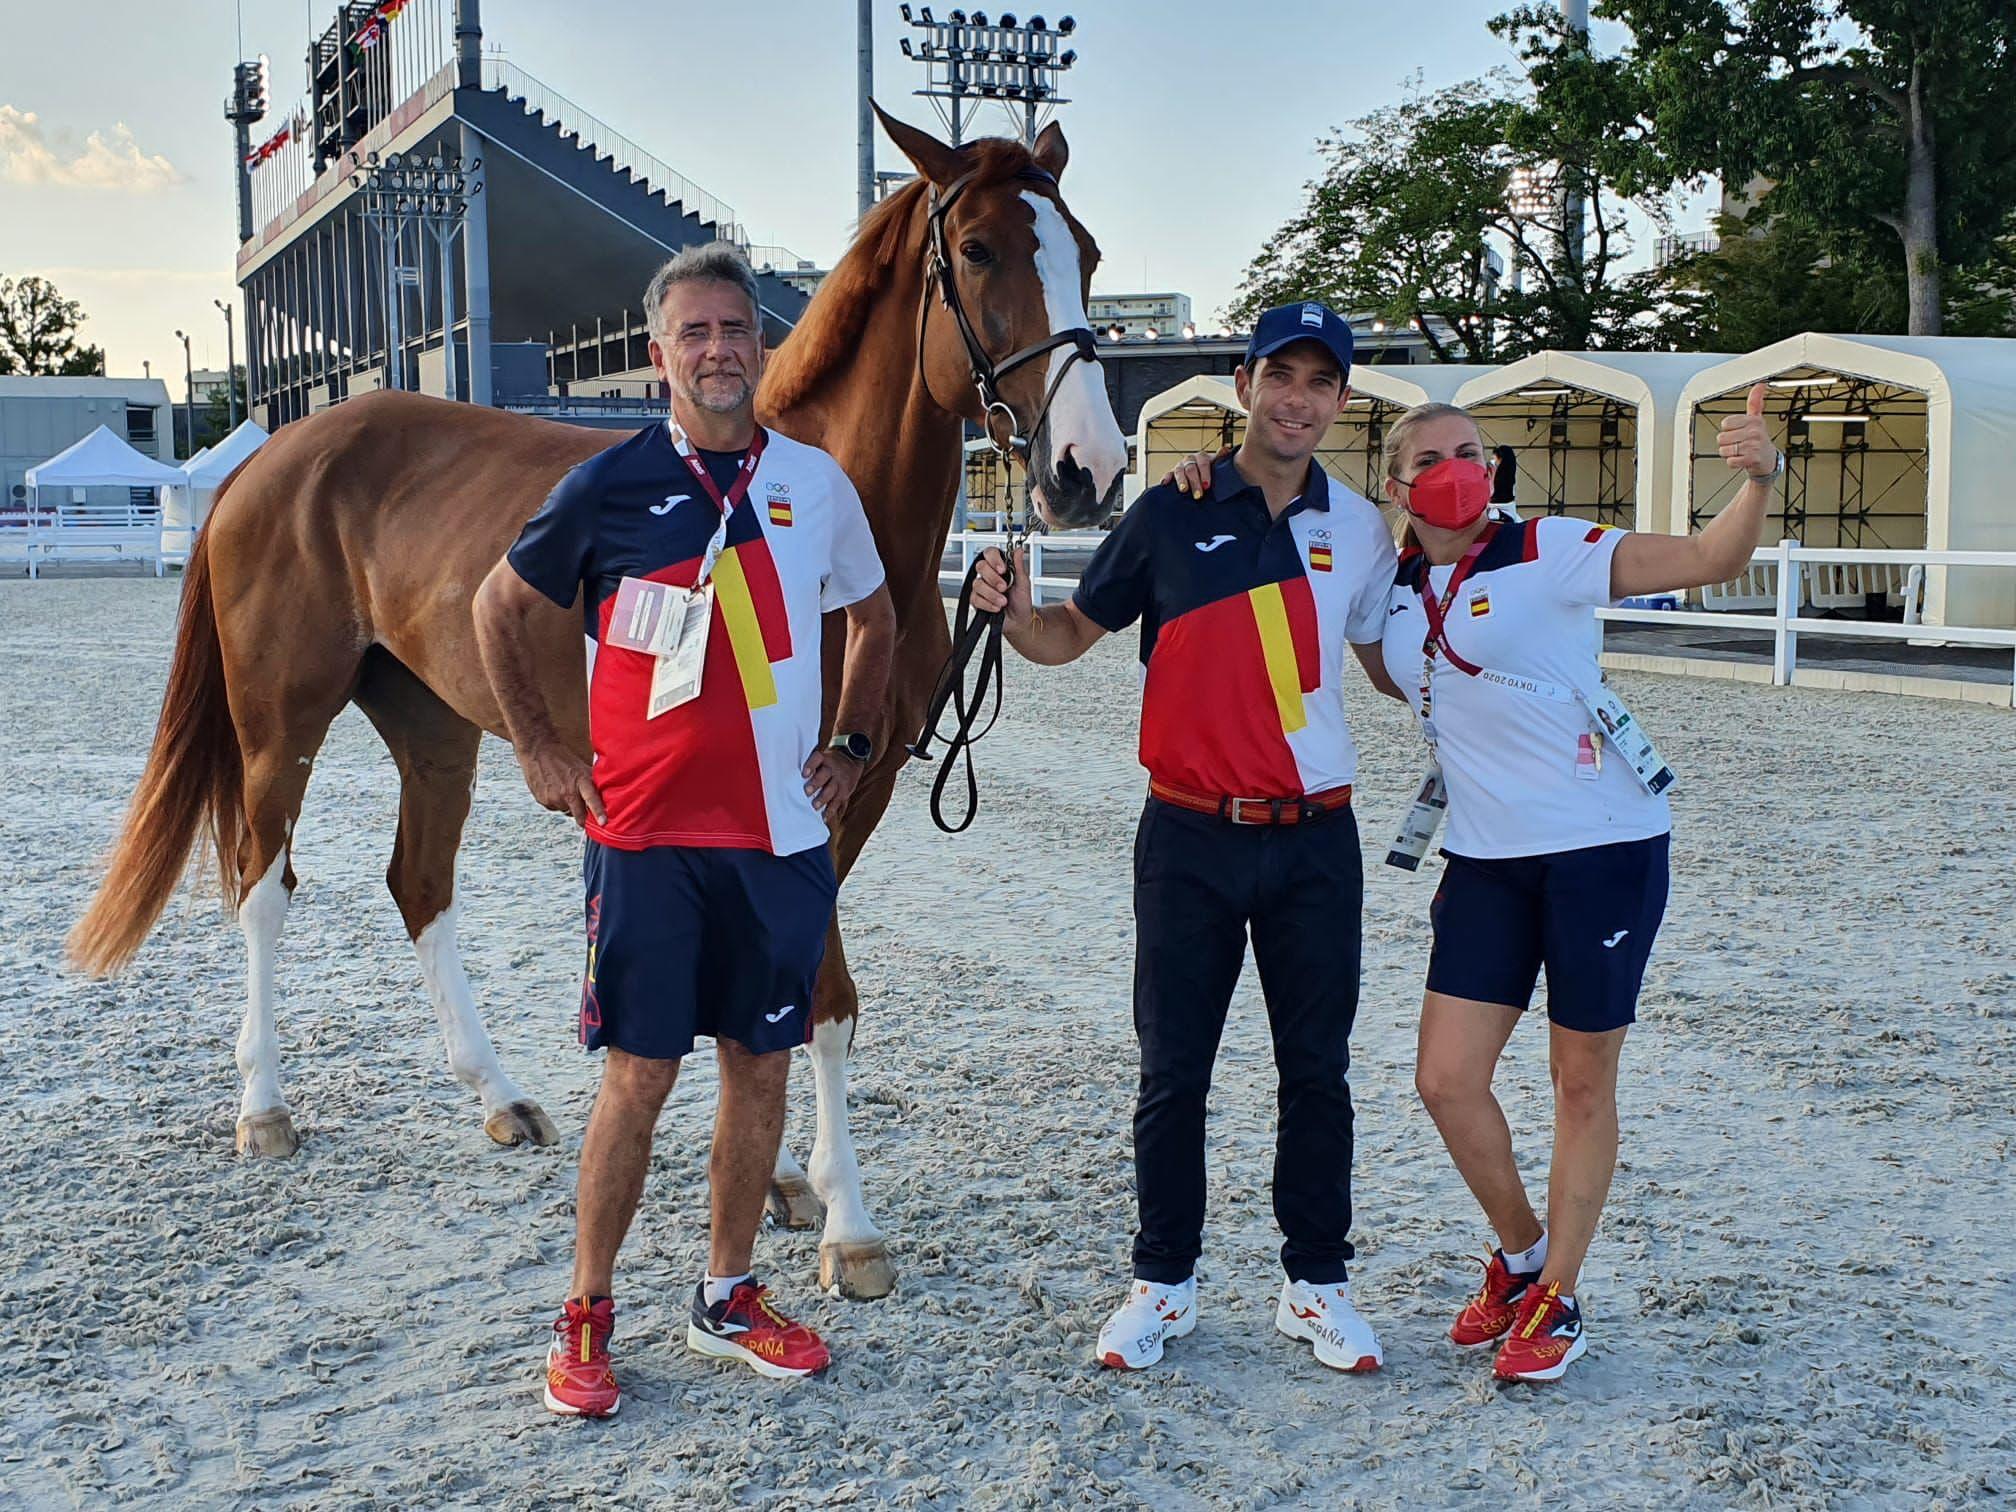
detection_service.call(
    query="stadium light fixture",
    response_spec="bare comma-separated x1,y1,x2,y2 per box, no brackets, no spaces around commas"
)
1181,321,1197,339
903,5,1080,144
1058,15,1075,32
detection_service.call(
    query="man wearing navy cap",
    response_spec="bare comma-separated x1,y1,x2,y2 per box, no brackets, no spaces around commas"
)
972,301,1401,1374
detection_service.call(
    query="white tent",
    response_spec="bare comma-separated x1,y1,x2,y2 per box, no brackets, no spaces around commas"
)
1454,352,1732,533
25,425,185,490
161,419,269,563
1128,365,1504,504
1674,334,2016,628
20,426,184,577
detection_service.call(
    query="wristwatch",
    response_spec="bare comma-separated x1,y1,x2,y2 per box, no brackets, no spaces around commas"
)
827,731,873,762
1750,447,1785,484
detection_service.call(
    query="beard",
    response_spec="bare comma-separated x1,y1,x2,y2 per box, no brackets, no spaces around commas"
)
683,368,752,415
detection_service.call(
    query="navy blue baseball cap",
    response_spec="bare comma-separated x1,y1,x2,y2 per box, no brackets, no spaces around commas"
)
1243,301,1354,380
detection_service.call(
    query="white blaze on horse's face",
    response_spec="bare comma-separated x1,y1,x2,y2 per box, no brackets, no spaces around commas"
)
1021,190,1128,523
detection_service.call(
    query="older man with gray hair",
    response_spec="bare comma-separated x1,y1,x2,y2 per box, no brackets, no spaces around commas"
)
475,242,896,1417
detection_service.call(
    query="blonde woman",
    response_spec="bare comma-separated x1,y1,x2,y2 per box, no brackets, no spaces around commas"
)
1174,385,1777,1382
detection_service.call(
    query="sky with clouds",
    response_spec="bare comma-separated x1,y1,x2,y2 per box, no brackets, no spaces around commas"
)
1,0,1689,397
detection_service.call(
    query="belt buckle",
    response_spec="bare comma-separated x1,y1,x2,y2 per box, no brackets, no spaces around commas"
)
1228,796,1261,825
1229,796,1286,825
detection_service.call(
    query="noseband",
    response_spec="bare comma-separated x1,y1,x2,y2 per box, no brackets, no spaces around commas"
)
918,164,1100,460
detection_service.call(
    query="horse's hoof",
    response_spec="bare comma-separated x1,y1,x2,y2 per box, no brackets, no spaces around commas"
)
767,1175,825,1230
485,1100,560,1147
820,1240,896,1300
235,1108,300,1158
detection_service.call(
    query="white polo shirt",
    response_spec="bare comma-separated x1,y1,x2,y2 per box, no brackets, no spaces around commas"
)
1380,516,1671,860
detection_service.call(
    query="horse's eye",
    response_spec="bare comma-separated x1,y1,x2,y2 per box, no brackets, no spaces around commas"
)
960,242,992,267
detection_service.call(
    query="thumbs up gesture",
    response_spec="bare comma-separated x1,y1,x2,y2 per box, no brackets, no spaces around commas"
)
1718,382,1780,482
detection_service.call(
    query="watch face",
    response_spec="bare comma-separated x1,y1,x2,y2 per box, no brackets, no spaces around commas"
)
838,732,872,760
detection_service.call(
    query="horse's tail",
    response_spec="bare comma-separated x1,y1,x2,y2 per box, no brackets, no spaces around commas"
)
67,522,246,976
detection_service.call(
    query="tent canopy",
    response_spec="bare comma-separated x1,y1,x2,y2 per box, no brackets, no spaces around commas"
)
1674,333,2016,627
182,419,269,488
26,425,186,489
1455,351,1733,532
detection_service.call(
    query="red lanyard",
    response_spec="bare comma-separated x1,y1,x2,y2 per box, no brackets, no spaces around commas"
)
1416,525,1496,679
673,425,769,519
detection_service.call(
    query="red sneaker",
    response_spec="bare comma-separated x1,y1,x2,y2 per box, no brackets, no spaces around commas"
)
1493,1281,1588,1383
544,1296,621,1417
1450,1250,1536,1349
687,1280,831,1379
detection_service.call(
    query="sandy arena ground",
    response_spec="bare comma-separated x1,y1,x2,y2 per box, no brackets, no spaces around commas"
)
1,575,2012,1510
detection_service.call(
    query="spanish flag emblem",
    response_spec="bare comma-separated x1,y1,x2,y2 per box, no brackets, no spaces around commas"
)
767,499,793,528
1308,544,1333,572
1469,588,1492,618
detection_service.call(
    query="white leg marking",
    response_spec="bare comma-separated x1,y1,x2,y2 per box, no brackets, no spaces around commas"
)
809,1019,881,1248
414,898,528,1116
774,1141,808,1186
236,852,291,1121
1022,190,1129,501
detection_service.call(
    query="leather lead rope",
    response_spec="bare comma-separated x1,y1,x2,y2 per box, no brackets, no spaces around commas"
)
907,547,1015,834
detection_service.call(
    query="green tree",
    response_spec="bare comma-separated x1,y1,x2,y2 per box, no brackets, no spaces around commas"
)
0,275,105,375
1544,0,2016,336
194,367,249,451
1228,75,1695,361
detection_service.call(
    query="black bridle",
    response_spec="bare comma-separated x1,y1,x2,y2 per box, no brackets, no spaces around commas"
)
906,162,1099,833
917,164,1100,460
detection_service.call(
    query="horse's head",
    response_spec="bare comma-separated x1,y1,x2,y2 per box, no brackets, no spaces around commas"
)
877,106,1129,530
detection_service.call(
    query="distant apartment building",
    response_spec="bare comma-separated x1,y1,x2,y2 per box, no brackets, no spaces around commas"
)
0,375,178,517
1088,292,1194,339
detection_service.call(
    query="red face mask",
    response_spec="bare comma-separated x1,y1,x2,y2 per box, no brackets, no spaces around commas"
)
1402,458,1492,530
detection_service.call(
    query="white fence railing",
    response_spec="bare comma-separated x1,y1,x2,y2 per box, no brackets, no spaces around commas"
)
941,532,2016,706
940,531,1108,607
1599,541,2016,704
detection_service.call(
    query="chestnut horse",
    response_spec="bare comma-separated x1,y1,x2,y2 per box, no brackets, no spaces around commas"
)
67,111,1126,1300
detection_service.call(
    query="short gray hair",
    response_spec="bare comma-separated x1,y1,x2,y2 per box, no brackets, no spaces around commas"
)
644,242,761,335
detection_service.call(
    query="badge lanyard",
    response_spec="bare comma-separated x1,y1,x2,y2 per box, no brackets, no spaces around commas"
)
1414,525,1497,748
668,423,769,587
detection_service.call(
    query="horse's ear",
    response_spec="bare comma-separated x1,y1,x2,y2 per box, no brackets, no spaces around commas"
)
1032,122,1069,180
874,102,962,187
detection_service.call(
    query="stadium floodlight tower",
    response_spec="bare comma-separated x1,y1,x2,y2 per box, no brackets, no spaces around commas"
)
225,54,270,244
899,6,1078,147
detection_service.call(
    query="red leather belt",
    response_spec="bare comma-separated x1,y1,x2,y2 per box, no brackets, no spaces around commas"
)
1149,779,1354,826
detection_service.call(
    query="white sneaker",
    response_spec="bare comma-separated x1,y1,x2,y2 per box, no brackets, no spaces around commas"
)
1097,1277,1197,1370
1276,1278,1383,1373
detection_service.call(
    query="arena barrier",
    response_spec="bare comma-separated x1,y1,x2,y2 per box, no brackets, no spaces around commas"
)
941,533,2016,707
1602,541,2016,706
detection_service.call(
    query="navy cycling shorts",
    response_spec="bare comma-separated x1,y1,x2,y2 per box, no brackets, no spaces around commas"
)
1425,833,1669,1034
578,839,836,1060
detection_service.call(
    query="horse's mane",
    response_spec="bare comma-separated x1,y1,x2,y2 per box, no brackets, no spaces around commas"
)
761,137,1041,414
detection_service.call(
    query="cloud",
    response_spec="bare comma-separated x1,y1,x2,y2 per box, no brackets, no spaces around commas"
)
0,105,184,192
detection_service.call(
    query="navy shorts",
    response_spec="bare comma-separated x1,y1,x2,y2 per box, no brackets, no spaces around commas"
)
579,840,836,1060
1426,833,1669,1034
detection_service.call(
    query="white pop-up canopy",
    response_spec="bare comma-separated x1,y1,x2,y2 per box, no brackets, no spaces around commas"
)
1674,333,2016,628
183,419,269,489
160,419,270,564
1455,352,1733,533
26,425,186,490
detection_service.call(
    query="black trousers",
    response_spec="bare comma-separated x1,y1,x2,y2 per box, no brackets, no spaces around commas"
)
1130,796,1363,1285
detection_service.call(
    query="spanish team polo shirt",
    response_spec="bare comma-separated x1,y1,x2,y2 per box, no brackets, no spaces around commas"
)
1379,515,1671,860
507,421,886,857
1073,458,1396,798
